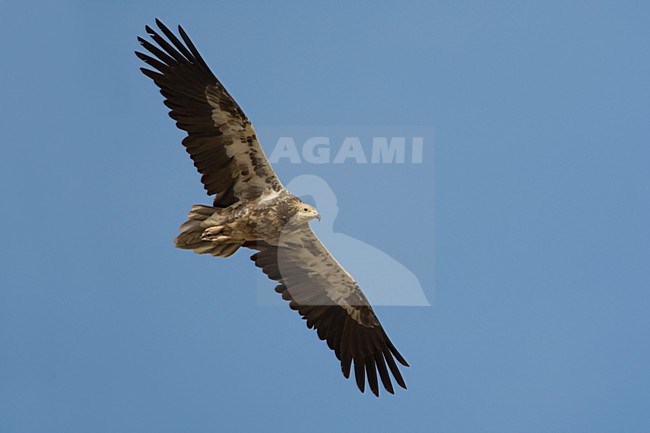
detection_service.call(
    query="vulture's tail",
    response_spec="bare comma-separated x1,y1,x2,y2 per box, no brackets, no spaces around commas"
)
174,205,242,258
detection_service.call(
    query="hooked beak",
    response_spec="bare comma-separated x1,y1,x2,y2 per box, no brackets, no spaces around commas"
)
315,213,321,221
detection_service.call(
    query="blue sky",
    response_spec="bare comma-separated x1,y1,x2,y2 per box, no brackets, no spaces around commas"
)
1,1,649,432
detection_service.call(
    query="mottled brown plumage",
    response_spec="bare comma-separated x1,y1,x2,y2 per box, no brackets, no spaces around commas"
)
136,20,409,396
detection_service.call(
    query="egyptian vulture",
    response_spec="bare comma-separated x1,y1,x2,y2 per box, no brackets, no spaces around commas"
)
136,20,409,396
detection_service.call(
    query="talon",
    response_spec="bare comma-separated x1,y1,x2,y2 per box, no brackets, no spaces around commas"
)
201,226,232,242
201,226,223,240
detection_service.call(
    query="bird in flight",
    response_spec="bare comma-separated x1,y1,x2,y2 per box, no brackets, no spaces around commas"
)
136,20,409,396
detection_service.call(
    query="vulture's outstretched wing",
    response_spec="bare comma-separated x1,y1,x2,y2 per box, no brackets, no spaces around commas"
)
136,20,283,207
245,228,409,396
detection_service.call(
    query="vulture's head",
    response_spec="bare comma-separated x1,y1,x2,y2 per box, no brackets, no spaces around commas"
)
292,202,321,225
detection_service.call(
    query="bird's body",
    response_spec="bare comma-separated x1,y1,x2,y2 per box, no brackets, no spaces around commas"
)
136,20,409,396
175,190,313,256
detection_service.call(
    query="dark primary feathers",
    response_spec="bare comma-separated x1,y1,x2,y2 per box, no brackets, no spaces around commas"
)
137,20,408,396
135,19,282,208
245,228,409,396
